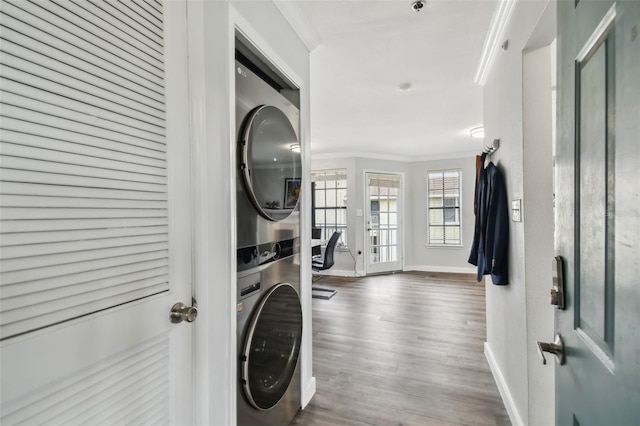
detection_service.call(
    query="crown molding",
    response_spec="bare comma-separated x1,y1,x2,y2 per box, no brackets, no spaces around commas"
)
273,1,322,52
311,151,411,162
474,0,519,86
409,150,479,162
311,150,478,163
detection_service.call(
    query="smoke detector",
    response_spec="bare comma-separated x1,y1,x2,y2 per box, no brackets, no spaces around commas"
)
398,82,412,92
411,1,425,12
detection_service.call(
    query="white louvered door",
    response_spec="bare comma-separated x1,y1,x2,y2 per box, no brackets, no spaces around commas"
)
0,0,193,424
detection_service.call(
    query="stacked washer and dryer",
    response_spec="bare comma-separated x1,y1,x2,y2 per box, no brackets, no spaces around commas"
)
235,57,303,426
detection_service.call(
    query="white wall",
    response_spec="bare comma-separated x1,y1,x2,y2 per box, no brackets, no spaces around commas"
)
407,157,477,273
185,2,312,424
311,155,477,276
481,1,556,425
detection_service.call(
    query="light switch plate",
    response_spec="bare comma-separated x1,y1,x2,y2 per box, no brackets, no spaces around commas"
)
356,209,363,217
512,199,522,222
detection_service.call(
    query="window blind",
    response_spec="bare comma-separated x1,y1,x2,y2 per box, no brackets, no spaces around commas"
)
427,170,461,245
310,169,347,182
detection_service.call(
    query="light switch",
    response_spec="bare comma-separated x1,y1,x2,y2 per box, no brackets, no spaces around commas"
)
512,199,522,222
356,209,363,217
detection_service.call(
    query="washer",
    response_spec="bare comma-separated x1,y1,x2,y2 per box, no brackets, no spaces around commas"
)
236,258,302,426
235,58,302,425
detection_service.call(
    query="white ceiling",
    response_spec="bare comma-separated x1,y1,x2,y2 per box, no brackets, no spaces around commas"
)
280,0,497,160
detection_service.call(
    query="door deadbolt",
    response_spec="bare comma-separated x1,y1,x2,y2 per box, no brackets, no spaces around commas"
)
551,256,566,309
170,302,198,324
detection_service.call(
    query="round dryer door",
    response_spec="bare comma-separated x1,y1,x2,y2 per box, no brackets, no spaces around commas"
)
241,283,302,410
240,105,302,221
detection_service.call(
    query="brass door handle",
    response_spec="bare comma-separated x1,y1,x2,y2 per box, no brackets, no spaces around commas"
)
537,334,565,365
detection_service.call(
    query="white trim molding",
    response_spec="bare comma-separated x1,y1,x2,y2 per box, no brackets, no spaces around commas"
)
273,1,322,52
232,8,304,88
474,0,519,86
484,342,525,426
301,377,317,409
313,269,364,278
311,150,478,163
312,151,413,163
404,265,477,275
576,3,616,62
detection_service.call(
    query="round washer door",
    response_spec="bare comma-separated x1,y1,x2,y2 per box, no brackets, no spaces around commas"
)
239,105,302,221
242,283,303,410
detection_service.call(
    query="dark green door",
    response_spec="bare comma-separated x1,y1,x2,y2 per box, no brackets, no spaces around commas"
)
556,0,639,424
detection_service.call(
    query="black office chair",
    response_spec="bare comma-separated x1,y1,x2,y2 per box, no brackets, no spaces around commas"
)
312,231,341,299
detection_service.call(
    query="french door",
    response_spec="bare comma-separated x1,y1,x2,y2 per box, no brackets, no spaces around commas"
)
0,1,194,423
365,172,403,274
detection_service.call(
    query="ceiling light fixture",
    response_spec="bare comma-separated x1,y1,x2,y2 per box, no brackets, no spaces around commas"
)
411,1,425,12
289,143,300,153
470,126,485,139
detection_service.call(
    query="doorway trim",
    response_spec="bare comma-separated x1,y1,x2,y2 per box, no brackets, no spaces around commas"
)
186,4,314,424
230,5,316,411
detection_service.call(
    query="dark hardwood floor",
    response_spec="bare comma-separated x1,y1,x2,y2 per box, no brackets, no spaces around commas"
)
292,272,510,426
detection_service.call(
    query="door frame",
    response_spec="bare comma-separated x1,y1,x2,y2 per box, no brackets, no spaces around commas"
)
521,40,557,426
186,4,314,424
363,169,405,275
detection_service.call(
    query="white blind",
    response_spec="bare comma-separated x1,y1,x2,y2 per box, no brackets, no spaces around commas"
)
0,0,168,340
311,169,347,182
368,173,401,189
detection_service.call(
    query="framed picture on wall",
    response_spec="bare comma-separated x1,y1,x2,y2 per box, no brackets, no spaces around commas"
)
284,178,301,209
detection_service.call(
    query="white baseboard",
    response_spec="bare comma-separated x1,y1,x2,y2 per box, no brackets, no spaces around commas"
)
404,265,477,274
484,342,525,426
301,376,316,409
313,269,363,277
314,266,475,277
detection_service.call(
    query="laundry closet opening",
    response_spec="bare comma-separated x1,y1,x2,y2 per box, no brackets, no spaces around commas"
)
234,33,305,426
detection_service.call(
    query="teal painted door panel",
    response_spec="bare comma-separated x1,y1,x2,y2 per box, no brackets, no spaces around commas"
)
556,0,639,424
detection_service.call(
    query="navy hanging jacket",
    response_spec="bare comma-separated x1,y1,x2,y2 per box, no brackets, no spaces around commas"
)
469,160,509,285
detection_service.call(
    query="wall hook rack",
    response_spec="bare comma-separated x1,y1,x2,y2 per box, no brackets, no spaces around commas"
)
483,138,500,155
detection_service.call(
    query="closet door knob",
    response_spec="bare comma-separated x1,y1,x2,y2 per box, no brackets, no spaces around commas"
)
170,302,198,324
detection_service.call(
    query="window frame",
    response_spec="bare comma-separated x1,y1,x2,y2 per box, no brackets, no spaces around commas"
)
311,169,348,247
426,169,463,247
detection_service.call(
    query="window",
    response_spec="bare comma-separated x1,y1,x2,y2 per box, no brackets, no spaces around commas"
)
427,170,462,245
311,169,347,246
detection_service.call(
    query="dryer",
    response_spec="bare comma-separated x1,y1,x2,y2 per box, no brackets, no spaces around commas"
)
235,57,302,426
235,59,301,250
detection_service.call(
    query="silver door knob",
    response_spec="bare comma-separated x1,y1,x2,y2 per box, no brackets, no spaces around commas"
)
537,334,565,365
170,302,198,324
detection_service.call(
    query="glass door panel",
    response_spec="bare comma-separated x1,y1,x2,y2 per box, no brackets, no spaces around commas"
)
365,172,403,274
